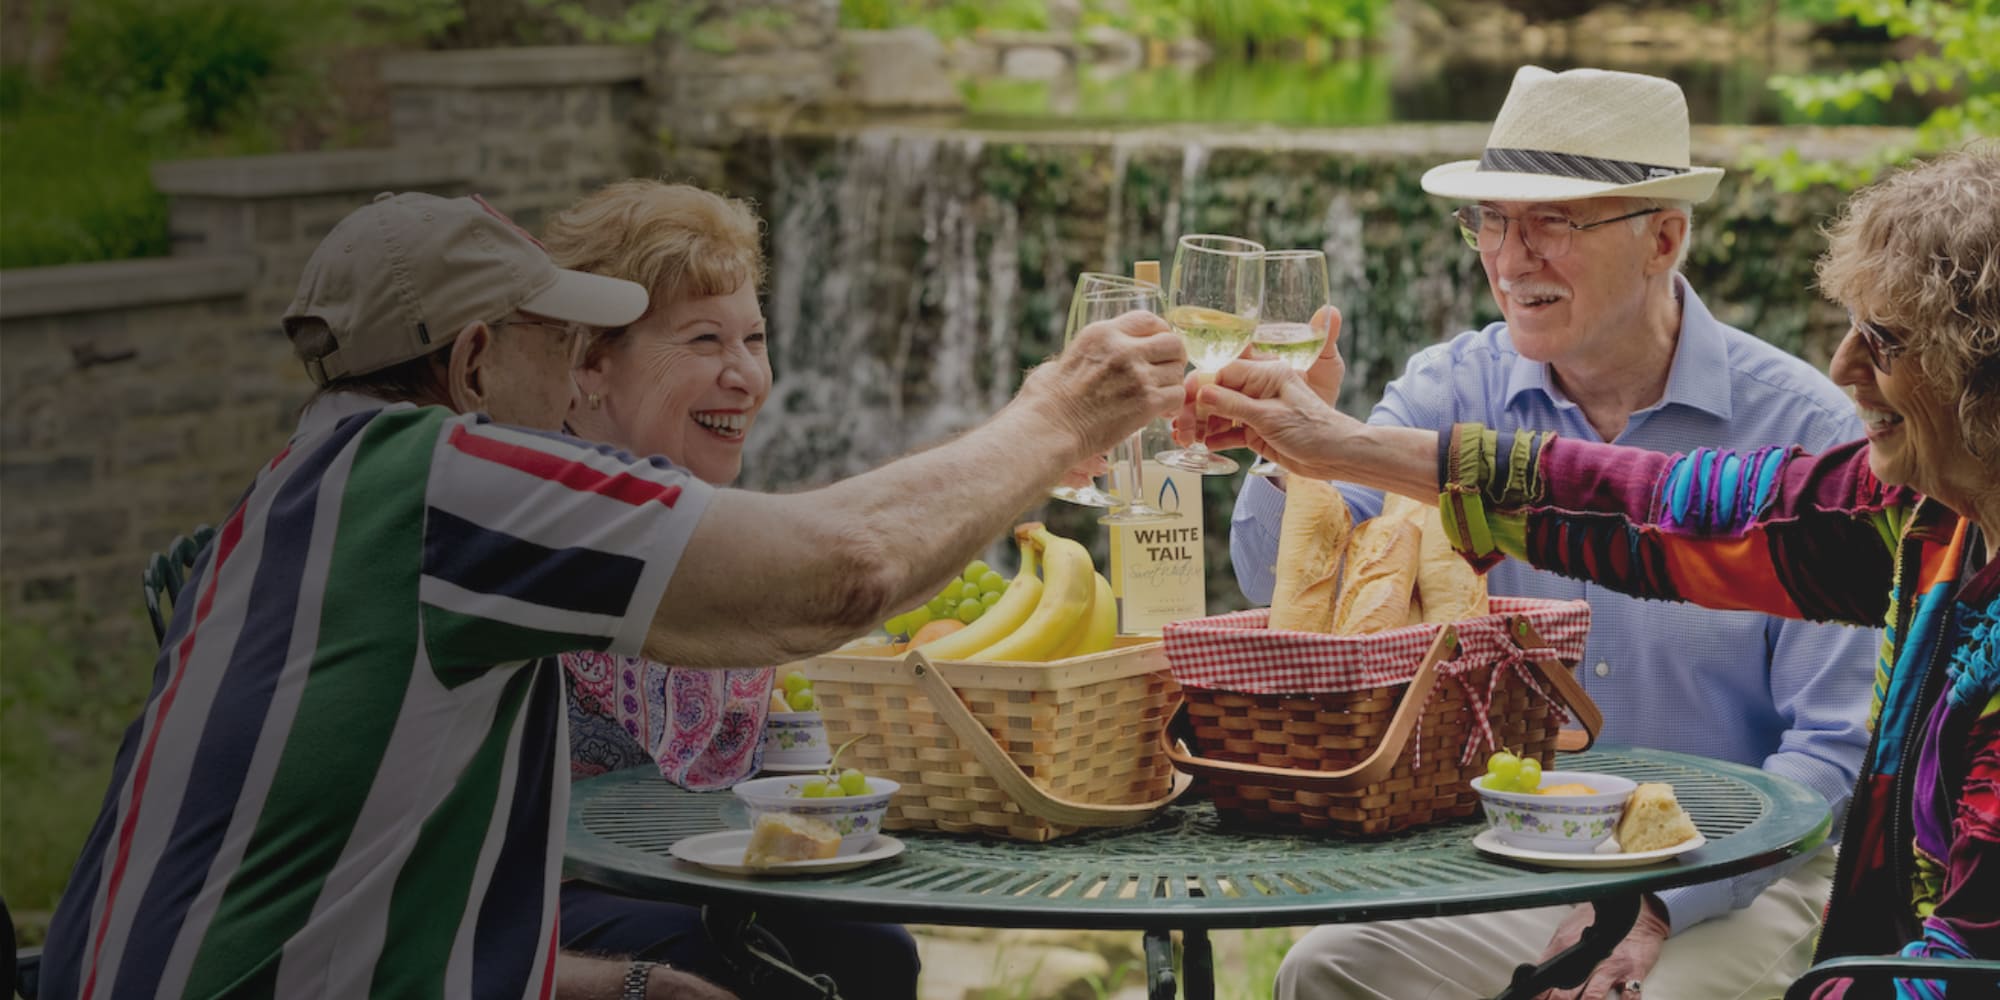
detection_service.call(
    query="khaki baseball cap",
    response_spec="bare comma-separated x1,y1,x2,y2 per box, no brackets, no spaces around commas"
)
282,192,649,385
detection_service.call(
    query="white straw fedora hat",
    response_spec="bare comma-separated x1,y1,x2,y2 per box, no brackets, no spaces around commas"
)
1422,66,1723,204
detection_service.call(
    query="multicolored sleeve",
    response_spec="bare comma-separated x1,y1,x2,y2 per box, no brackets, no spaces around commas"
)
416,413,716,682
1437,423,1914,627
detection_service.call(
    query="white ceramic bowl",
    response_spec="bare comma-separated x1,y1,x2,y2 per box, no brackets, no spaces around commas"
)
732,774,900,855
759,710,830,766
1473,770,1637,853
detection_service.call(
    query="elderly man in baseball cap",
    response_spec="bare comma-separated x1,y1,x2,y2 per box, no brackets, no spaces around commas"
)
38,192,1187,1000
1230,68,1874,1000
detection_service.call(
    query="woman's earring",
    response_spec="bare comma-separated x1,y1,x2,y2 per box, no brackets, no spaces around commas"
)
587,391,603,410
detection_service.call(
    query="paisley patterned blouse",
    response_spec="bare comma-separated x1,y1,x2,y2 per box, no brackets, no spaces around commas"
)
562,651,774,791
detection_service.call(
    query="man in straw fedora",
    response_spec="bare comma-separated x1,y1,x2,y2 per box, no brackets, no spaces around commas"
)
1234,67,1876,999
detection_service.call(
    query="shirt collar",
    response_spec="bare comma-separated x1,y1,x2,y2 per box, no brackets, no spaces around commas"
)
1503,275,1734,422
296,391,415,436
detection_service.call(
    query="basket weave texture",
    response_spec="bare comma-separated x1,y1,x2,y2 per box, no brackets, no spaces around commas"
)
800,638,1180,842
1163,598,1591,836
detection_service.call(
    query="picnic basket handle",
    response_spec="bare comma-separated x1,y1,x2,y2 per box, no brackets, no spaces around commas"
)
901,649,1191,828
1509,616,1601,752
1161,624,1462,793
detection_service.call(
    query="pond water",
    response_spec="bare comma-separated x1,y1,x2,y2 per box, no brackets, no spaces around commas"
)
963,49,1934,129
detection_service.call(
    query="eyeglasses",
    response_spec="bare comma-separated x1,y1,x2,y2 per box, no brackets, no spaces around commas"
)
1849,312,1908,374
494,315,588,366
1452,205,1665,259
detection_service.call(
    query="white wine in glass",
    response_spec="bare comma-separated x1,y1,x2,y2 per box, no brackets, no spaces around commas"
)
1158,234,1264,476
1073,283,1176,524
1246,249,1331,476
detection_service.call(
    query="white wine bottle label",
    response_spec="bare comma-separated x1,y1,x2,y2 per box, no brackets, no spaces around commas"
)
1108,458,1206,635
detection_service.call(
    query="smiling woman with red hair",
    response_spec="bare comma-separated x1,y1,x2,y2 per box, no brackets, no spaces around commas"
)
542,180,920,999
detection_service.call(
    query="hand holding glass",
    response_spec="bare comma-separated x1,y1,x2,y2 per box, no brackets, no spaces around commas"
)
1245,249,1331,476
1158,234,1264,475
1050,274,1175,523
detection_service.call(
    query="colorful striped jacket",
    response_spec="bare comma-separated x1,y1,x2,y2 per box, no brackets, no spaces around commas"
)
1440,425,1999,998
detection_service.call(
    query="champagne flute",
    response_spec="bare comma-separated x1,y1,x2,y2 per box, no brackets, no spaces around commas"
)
1245,249,1331,476
1158,234,1264,476
1071,285,1177,525
1050,273,1158,510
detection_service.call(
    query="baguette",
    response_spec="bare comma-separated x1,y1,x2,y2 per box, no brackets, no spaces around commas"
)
1413,503,1489,623
1268,479,1352,633
1331,516,1421,634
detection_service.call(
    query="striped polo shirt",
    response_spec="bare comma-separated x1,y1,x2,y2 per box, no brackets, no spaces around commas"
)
40,393,713,999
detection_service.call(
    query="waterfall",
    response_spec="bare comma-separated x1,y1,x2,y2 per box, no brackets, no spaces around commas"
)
747,130,1019,495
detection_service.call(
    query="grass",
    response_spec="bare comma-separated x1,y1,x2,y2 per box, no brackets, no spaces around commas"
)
1,610,156,944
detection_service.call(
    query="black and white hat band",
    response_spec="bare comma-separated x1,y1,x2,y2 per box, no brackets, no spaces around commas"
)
1479,147,1692,185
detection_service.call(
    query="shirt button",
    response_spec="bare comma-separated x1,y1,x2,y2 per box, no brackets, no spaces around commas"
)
1594,662,1611,678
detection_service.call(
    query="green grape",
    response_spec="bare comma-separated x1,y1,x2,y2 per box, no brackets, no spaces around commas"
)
958,580,983,602
787,688,817,712
1484,750,1521,790
927,594,954,617
977,571,1006,595
817,783,846,798
883,612,909,637
904,606,933,631
800,777,830,798
964,559,991,582
955,598,985,624
980,590,1002,607
781,671,811,696
1516,758,1543,793
838,768,868,796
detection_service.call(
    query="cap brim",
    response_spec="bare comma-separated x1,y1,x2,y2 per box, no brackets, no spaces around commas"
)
519,268,650,328
1421,160,1723,204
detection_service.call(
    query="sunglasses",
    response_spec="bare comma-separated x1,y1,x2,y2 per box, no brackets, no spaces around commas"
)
1849,312,1908,374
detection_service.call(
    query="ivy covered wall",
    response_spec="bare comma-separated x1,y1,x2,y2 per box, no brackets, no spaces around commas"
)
719,124,1865,611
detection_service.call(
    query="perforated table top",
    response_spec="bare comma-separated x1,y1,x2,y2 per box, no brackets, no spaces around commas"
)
566,746,1829,931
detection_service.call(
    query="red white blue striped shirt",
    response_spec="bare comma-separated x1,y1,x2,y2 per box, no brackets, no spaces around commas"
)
41,394,712,999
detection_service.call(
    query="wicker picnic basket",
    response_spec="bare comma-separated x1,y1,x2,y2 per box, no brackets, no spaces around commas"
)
797,637,1190,842
1160,597,1600,836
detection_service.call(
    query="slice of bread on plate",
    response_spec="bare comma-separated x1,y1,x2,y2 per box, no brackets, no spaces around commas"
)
1616,782,1699,852
742,812,840,866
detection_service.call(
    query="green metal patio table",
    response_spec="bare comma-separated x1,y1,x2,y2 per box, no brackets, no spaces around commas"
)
566,746,1830,1000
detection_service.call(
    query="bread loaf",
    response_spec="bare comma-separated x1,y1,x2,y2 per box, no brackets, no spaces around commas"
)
1615,783,1699,852
743,812,841,866
1269,479,1353,632
1331,516,1421,634
1413,502,1488,623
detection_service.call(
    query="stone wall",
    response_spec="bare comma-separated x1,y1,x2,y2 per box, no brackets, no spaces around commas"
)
0,47,647,629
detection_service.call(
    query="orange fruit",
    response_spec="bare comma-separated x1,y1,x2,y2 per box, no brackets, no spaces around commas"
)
911,618,967,647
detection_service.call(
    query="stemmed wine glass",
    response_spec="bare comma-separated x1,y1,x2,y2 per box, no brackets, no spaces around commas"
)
1245,249,1331,477
1157,234,1264,476
1052,274,1175,523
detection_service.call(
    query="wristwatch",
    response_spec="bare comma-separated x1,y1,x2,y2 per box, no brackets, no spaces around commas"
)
622,960,658,1000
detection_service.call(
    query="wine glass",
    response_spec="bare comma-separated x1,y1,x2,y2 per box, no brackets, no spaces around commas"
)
1050,273,1156,510
1157,234,1264,476
1245,249,1331,477
1071,284,1177,525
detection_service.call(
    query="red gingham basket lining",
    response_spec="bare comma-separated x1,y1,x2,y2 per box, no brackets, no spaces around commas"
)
1162,597,1591,695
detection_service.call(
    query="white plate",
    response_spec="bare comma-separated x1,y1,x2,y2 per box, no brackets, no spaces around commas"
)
1472,827,1708,869
757,760,833,774
669,830,905,877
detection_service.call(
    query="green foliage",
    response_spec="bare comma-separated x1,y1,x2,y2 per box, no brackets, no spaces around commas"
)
1753,0,2000,189
0,80,174,268
838,0,1387,44
1,610,157,940
966,60,1393,128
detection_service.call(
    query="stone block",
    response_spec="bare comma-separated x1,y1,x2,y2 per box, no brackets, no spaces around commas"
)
840,30,962,111
1001,45,1070,80
2,455,94,494
61,507,132,559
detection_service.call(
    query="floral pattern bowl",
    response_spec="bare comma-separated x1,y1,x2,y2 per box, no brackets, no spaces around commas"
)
732,774,900,855
1473,770,1637,853
760,710,830,766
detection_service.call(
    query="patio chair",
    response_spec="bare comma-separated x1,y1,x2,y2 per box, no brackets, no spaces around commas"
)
143,524,215,645
1782,955,2000,998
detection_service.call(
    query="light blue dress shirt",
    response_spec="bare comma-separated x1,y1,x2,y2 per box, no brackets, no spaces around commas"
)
1230,279,1874,932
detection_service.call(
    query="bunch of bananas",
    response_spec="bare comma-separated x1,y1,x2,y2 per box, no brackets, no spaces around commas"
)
911,522,1117,662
